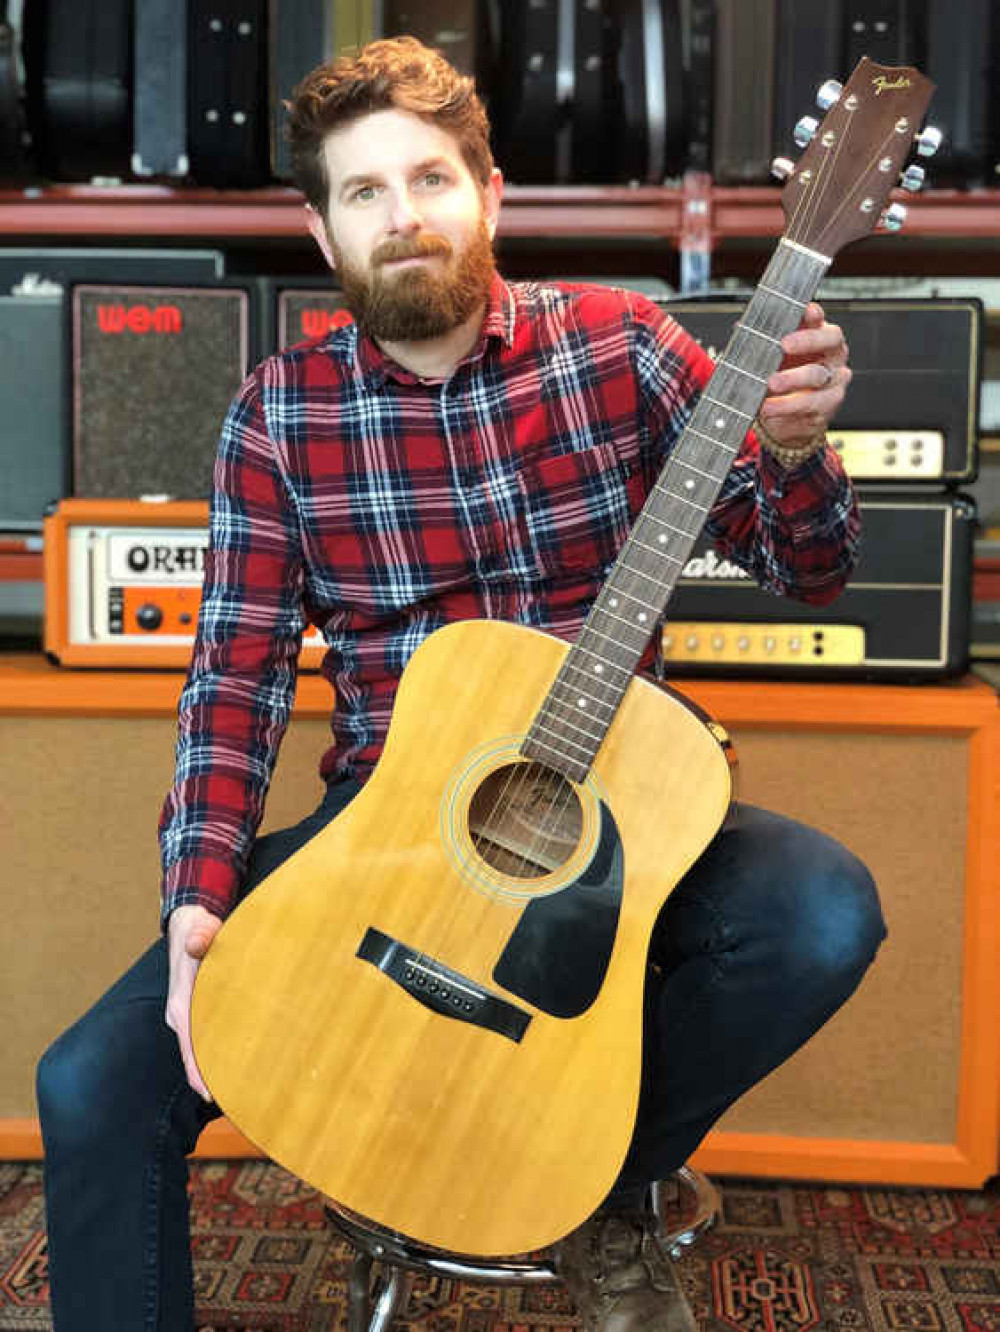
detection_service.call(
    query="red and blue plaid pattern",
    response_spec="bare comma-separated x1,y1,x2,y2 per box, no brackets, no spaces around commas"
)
159,275,859,922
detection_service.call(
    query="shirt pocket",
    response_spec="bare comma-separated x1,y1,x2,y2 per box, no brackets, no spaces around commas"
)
515,438,645,579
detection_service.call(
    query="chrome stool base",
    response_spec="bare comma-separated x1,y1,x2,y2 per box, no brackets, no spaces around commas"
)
325,1167,720,1332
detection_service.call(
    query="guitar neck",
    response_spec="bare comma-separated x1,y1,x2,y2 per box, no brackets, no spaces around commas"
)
522,239,831,781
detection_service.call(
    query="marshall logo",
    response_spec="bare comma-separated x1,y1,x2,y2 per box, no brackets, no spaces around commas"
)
96,303,184,334
872,74,912,96
681,550,750,581
125,543,205,575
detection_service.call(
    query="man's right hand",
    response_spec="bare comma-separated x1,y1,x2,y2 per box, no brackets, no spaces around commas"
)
166,903,223,1101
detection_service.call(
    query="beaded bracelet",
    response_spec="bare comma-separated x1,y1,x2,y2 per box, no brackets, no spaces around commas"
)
753,414,828,469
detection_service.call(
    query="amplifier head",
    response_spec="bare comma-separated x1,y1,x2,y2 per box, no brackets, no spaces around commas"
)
71,282,253,499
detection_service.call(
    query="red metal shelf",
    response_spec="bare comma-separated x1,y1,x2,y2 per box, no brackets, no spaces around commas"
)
1,183,998,244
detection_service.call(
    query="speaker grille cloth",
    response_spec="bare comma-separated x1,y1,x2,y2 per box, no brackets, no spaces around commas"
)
73,285,248,498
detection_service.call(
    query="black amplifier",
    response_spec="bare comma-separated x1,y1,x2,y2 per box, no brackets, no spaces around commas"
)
660,493,974,682
658,298,982,485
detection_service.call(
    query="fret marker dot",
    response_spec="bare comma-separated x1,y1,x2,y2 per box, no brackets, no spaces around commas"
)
609,598,619,608
658,533,667,543
685,479,695,490
578,698,588,709
637,612,648,624
594,664,604,674
715,416,725,429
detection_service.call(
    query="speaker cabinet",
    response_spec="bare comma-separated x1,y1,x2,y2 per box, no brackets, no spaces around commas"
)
3,668,998,1187
71,282,253,499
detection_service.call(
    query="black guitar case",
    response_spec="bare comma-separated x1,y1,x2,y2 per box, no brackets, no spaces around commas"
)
616,0,685,183
0,0,31,177
22,0,132,181
188,0,270,188
843,0,926,70
492,0,562,183
773,0,846,161
133,0,189,177
712,0,777,183
924,0,998,185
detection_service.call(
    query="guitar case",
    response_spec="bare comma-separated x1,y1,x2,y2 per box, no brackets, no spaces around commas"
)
22,0,132,181
269,0,382,181
616,0,685,183
843,0,926,70
133,0,189,177
0,0,31,178
683,0,714,174
188,0,270,188
712,0,777,183
492,0,562,183
773,0,846,161
924,0,997,185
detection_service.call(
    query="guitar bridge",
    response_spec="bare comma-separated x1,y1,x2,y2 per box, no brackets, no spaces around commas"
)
356,927,531,1043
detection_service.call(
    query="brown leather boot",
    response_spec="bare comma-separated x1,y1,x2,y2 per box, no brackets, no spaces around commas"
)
552,1204,697,1332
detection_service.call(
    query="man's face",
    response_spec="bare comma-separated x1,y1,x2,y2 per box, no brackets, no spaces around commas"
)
306,108,502,342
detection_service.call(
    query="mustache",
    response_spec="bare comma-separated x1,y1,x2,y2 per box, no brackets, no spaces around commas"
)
373,234,452,266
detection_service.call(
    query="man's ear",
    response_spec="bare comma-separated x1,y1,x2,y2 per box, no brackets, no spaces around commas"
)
483,168,503,242
305,205,336,271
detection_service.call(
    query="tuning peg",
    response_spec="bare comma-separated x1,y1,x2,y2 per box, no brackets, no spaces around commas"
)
770,156,796,181
880,202,908,232
916,126,944,157
815,79,843,112
793,115,819,148
900,164,926,192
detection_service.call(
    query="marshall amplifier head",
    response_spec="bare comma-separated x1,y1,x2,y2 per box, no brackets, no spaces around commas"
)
658,297,982,485
661,492,974,682
43,498,325,670
71,282,254,499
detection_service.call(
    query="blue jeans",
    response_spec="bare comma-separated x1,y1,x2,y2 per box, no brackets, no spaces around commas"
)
37,784,884,1330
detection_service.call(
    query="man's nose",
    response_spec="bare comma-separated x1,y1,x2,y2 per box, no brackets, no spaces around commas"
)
386,188,422,234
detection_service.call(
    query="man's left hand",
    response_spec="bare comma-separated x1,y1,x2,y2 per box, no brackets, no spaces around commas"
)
757,302,851,449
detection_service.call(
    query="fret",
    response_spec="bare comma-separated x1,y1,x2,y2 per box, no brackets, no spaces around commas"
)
628,535,685,565
735,323,786,352
524,242,834,777
686,425,739,453
589,602,659,637
671,456,719,483
702,394,753,421
534,703,609,742
757,282,808,308
642,511,699,541
718,361,769,387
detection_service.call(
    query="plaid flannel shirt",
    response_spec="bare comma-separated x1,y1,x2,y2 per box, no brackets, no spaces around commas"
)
158,275,859,923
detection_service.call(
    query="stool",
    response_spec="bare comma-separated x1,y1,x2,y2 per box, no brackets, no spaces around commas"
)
325,1167,720,1332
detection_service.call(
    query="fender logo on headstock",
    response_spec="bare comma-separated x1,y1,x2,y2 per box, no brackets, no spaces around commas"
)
873,75,913,95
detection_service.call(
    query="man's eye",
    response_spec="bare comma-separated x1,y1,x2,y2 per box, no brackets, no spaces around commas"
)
353,185,377,202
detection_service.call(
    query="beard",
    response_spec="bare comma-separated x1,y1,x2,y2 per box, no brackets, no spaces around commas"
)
331,218,496,342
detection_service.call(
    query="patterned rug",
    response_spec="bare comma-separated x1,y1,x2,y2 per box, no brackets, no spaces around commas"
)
4,1159,1000,1331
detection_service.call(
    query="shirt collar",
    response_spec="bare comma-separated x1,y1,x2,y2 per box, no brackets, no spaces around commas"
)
350,272,516,388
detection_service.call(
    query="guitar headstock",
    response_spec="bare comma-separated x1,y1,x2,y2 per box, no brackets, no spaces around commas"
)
779,57,937,259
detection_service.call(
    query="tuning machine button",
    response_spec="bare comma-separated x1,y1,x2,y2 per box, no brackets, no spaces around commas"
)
900,164,926,192
815,79,843,111
793,115,819,148
770,156,796,181
916,126,944,157
880,202,908,232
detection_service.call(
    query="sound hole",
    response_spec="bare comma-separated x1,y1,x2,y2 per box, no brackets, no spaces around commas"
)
467,762,583,880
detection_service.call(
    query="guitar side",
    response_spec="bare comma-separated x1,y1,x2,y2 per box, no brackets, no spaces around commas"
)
191,618,733,1255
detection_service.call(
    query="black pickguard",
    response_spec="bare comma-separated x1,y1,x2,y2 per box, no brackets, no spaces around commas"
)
492,802,623,1018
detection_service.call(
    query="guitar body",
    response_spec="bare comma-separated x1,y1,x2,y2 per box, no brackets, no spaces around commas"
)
192,618,733,1255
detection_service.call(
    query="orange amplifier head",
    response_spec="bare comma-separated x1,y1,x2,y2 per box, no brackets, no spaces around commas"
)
43,498,326,669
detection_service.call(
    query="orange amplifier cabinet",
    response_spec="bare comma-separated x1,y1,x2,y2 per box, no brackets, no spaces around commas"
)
43,499,327,669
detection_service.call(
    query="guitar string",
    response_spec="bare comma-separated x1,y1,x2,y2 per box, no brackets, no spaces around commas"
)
496,80,927,912
465,82,892,903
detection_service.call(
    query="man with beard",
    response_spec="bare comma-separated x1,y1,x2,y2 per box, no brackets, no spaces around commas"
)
37,36,884,1332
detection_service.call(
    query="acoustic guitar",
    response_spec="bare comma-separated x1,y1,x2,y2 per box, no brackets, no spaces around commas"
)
192,58,936,1256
